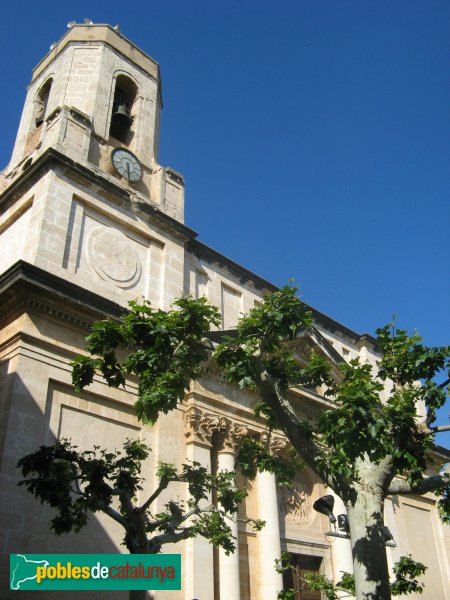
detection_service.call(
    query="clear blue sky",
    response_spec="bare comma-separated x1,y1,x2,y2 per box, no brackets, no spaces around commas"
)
1,1,449,443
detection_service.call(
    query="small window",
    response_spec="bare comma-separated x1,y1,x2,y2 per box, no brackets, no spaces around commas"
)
109,75,137,144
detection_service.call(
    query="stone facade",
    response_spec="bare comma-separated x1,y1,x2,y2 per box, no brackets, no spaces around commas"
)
0,22,449,600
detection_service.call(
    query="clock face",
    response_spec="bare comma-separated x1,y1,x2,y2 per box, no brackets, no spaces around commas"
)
111,148,143,183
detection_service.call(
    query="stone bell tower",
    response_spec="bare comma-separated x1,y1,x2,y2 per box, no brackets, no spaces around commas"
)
2,22,184,222
0,22,190,313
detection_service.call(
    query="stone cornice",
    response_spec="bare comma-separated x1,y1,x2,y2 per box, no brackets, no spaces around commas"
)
0,148,197,244
188,238,278,295
32,24,161,89
0,260,125,330
201,290,376,351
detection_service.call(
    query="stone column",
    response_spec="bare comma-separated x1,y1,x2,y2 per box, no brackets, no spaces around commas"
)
184,407,215,600
255,436,285,600
328,490,354,597
217,449,241,600
216,421,249,600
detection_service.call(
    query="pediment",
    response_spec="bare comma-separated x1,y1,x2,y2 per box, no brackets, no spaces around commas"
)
209,325,345,377
290,326,345,375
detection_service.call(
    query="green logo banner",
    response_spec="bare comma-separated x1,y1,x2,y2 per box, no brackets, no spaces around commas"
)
10,554,181,590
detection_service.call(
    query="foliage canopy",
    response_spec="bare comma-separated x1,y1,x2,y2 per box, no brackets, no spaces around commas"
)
20,287,450,600
18,438,263,555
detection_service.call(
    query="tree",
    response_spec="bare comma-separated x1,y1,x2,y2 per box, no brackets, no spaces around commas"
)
18,288,450,600
17,437,252,555
214,285,450,600
18,439,256,600
275,551,427,599
17,297,262,600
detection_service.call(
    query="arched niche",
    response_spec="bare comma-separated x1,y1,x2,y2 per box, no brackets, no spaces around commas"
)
33,78,53,128
109,74,138,145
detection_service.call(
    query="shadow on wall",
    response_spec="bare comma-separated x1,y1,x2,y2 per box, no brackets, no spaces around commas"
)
0,368,153,600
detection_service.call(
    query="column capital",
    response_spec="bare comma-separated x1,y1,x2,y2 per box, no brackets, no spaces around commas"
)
218,421,249,454
184,407,222,447
184,406,250,452
260,431,289,456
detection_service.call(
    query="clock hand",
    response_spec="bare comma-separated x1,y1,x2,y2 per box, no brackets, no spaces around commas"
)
127,163,131,180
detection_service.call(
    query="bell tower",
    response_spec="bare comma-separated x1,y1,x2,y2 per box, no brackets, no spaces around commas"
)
0,21,191,314
2,22,184,222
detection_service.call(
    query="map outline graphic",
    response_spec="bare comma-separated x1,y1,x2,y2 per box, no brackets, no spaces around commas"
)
10,554,49,590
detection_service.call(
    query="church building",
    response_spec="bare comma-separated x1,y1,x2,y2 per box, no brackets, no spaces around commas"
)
0,22,448,599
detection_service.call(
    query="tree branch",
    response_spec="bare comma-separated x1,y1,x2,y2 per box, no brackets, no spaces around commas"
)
101,505,127,528
175,505,202,525
388,464,450,496
374,455,396,492
421,424,450,435
438,377,450,390
115,488,134,519
166,505,211,533
250,353,338,491
148,504,211,534
152,526,196,547
138,478,170,513
147,504,217,550
147,496,221,549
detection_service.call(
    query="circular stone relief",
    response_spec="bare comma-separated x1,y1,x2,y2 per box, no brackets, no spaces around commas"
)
88,227,142,288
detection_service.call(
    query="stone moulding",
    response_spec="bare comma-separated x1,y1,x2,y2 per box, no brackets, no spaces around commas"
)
0,260,126,329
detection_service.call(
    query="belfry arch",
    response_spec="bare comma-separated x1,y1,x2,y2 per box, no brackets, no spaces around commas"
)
109,74,138,144
33,77,53,129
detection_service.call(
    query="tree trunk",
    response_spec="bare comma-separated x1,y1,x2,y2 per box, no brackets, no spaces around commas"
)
129,590,149,600
127,542,153,600
347,488,391,600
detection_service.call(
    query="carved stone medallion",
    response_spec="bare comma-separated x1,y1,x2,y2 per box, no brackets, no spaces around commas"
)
88,227,141,288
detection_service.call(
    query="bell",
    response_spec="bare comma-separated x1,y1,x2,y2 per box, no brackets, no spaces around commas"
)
110,102,133,140
313,495,336,523
112,103,133,127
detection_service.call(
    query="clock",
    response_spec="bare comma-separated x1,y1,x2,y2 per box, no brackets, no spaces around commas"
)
111,148,143,183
